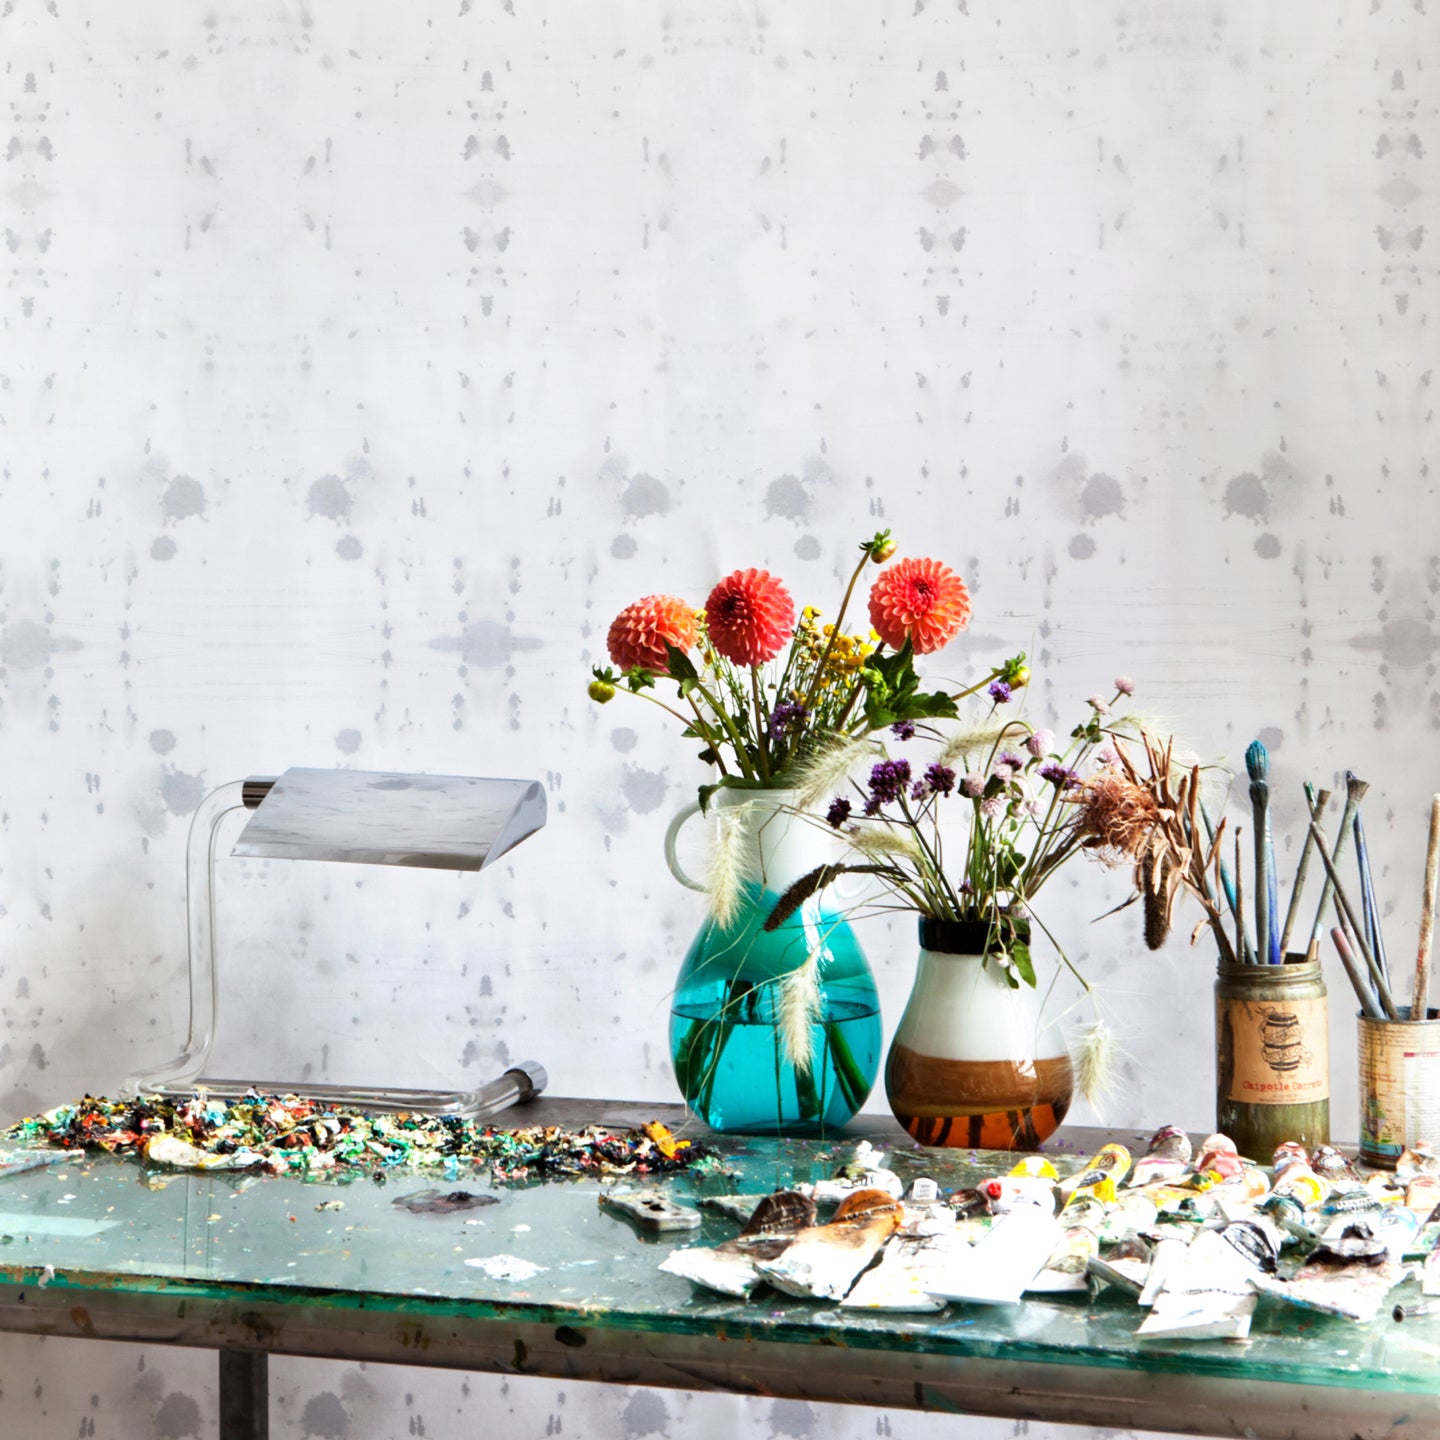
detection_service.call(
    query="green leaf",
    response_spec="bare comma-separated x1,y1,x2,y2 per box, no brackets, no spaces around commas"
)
697,782,722,815
1009,941,1036,988
664,644,698,682
992,850,1024,887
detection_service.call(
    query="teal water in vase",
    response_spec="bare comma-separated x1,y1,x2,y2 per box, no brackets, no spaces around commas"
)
668,878,880,1135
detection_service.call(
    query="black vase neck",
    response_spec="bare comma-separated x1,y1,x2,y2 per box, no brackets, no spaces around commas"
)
918,915,1029,955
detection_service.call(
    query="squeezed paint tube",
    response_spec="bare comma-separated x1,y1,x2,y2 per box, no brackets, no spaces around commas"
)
1097,1193,1159,1246
662,1191,816,1298
756,1191,903,1301
807,1167,904,1204
1026,1225,1100,1294
1137,1236,1190,1308
1058,1144,1131,1196
924,1204,1063,1306
841,1231,971,1313
982,1175,1057,1213
1254,1240,1405,1322
1086,1235,1153,1299
1136,1222,1277,1341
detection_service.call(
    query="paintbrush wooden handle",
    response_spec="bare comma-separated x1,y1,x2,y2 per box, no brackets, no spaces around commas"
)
1413,794,1440,1021
1280,786,1328,955
1332,927,1385,1020
1309,819,1400,1020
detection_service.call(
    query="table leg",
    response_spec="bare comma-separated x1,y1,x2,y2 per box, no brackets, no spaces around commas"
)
218,1349,268,1440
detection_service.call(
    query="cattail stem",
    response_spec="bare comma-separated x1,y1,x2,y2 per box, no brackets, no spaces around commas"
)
1280,785,1328,955
1412,794,1440,1022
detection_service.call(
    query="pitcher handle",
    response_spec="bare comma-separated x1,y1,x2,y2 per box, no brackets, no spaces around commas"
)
663,799,706,892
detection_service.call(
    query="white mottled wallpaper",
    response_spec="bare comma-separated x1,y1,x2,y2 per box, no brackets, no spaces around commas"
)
1,0,1437,1435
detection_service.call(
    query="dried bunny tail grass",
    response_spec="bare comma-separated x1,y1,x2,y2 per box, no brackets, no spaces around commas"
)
777,949,823,1076
790,735,874,811
1075,1017,1127,1116
705,802,751,928
934,718,1020,770
849,823,926,864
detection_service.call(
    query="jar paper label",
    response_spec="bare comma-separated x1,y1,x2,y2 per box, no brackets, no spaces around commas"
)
1217,996,1328,1107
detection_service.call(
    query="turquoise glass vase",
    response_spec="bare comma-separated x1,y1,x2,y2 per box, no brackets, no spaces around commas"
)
664,789,880,1135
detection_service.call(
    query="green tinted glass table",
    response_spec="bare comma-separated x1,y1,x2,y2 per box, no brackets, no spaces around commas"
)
0,1100,1435,1440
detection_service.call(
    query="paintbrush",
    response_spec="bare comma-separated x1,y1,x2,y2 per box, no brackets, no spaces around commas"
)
1279,785,1329,957
1413,794,1440,1023
1308,772,1369,955
1353,811,1389,988
1246,741,1279,965
1331,926,1385,1021
1308,818,1400,1020
1234,827,1249,965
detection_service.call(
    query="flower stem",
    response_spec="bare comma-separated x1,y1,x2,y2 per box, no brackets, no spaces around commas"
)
801,548,872,717
750,668,772,784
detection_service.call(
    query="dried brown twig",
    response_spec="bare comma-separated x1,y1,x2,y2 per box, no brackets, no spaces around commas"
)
1074,732,1236,964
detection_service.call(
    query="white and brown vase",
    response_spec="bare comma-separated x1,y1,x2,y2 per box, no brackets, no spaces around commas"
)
885,916,1073,1150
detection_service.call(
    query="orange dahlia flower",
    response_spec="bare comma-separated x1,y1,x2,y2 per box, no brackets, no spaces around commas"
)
704,569,795,667
606,594,699,673
867,557,971,654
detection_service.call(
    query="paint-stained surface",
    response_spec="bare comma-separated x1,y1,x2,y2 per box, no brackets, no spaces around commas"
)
0,0,1436,1436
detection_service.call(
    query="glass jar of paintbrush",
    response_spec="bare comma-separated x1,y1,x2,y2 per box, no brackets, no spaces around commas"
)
1208,745,1336,1156
1214,956,1329,1157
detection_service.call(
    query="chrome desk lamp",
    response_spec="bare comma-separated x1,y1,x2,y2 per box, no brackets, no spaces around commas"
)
123,768,548,1119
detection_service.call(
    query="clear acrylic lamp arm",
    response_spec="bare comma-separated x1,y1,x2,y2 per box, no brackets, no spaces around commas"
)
123,769,547,1118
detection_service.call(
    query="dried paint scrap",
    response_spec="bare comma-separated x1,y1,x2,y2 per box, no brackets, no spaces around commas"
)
394,1189,499,1214
4,1094,710,1183
464,1254,545,1281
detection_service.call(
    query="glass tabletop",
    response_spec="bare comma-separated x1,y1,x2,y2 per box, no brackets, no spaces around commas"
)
0,1127,1436,1396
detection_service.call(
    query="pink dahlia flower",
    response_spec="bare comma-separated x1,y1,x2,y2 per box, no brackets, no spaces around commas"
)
704,569,795,667
606,594,699,674
867,557,971,654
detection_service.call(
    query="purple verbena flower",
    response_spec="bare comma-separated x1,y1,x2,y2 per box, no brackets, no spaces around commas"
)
768,700,810,740
1026,729,1055,758
890,720,917,741
923,762,957,796
1114,675,1135,696
867,758,912,807
826,796,852,828
1039,761,1080,789
997,751,1025,771
988,680,1013,704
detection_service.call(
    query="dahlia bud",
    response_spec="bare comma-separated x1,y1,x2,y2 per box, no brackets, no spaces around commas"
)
588,679,616,704
865,529,897,564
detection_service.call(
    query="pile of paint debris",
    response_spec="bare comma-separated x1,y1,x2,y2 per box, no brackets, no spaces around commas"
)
2,1092,708,1183
658,1129,1440,1335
